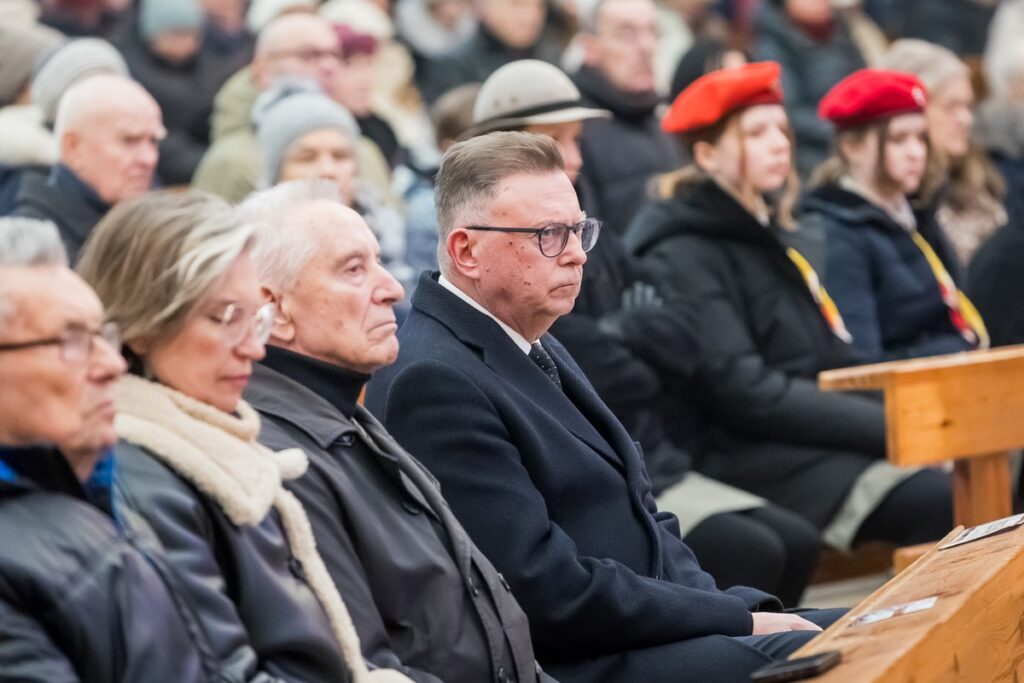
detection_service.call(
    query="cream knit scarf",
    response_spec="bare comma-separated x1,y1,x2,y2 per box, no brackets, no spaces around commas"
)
114,375,411,683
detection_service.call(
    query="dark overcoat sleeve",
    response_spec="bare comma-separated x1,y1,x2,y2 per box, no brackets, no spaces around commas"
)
375,359,758,660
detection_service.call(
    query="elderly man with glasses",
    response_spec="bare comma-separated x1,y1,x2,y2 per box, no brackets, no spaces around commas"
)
0,217,218,681
366,132,844,683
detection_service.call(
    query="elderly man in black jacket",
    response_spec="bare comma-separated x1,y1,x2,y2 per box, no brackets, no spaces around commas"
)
0,218,216,681
366,132,844,683
239,180,551,683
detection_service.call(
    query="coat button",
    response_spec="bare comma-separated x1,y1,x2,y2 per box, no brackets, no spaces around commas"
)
401,500,421,515
467,578,480,597
497,573,511,592
497,667,509,683
289,556,306,580
338,433,355,447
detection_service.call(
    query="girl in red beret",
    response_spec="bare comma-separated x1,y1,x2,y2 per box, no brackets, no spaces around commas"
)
626,62,952,555
802,68,988,366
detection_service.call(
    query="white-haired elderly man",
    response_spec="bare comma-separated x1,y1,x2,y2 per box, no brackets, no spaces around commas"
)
239,180,553,683
10,73,164,263
0,217,217,681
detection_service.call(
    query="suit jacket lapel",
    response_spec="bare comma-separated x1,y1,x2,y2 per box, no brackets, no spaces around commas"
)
412,274,627,473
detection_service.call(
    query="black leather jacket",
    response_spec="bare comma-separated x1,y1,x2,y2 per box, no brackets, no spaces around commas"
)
115,442,352,683
0,446,217,682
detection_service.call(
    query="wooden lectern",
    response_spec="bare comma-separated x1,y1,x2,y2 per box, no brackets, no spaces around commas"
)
791,525,1024,682
819,346,1024,547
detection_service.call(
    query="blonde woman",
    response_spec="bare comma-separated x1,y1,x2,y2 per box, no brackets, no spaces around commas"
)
77,190,410,683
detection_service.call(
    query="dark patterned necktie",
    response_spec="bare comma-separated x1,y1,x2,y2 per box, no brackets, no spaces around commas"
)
529,341,561,388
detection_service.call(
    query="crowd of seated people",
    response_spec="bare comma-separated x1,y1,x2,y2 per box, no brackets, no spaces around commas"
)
2,0,1024,681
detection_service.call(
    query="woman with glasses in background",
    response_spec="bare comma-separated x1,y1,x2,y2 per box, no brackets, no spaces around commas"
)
76,190,412,683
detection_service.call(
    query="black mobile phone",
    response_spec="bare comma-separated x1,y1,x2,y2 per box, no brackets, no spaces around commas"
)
749,650,842,683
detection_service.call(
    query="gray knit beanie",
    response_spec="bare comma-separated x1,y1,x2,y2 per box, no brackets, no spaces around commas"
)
253,80,360,185
31,38,129,124
0,24,63,107
139,0,204,42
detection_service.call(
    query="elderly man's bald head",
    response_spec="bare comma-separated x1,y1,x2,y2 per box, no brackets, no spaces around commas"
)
252,13,340,91
54,74,164,206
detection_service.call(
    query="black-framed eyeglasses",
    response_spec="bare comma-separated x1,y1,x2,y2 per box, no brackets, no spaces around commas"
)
465,217,601,258
0,322,121,364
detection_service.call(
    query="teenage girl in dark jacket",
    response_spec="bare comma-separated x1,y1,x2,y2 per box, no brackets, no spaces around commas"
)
627,62,952,551
803,68,988,363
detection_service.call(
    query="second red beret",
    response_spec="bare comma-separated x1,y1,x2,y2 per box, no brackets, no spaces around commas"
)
818,69,928,130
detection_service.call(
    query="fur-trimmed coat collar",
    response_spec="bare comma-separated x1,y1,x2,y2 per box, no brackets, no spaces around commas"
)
114,375,412,683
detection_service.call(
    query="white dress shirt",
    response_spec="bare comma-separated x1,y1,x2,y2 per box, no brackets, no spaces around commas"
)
438,274,534,354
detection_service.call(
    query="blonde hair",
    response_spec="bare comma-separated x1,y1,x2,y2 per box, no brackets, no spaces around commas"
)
77,190,254,354
655,113,800,230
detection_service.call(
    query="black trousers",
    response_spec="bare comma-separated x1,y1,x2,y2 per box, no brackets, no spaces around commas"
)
685,506,821,608
853,468,954,546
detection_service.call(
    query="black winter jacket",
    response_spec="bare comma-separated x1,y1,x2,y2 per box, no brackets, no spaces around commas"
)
966,193,1024,347
115,442,353,683
626,179,886,526
802,183,976,363
574,66,684,236
246,350,551,683
0,446,216,682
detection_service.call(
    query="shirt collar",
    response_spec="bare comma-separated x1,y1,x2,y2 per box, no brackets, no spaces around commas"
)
438,274,534,354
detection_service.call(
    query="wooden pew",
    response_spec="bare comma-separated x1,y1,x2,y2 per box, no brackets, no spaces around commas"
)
819,346,1024,557
791,524,1024,682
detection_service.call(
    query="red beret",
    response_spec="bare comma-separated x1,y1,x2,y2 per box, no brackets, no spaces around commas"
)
818,69,928,130
661,61,784,135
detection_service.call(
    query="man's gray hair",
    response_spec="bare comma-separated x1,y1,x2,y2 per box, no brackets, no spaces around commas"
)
0,218,68,267
239,179,342,292
434,131,564,273
0,218,68,331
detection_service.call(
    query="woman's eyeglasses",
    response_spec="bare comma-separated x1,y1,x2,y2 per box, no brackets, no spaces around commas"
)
206,302,276,347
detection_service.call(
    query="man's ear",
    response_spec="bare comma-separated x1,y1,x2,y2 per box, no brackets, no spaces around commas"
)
446,228,482,281
263,285,296,345
59,130,81,169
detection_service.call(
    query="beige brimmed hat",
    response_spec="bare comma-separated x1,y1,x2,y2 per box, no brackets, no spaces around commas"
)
470,59,610,136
